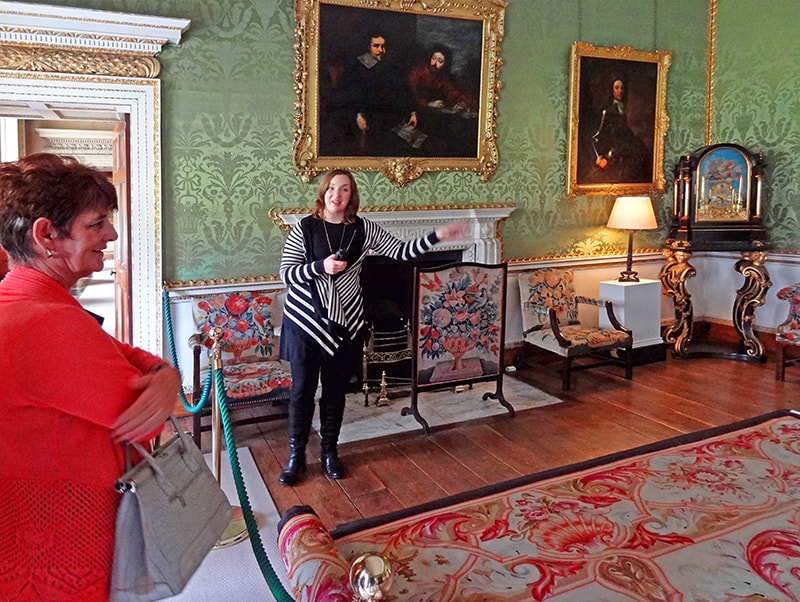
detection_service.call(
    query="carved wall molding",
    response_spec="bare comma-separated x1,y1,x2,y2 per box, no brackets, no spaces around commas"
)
34,127,113,170
0,44,161,77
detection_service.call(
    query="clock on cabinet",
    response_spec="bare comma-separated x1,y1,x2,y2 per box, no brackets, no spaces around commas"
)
669,143,767,251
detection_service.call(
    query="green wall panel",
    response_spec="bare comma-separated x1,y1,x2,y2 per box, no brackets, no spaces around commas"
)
28,0,712,280
714,0,800,251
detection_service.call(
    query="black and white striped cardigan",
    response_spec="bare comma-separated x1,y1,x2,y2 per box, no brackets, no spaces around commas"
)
279,215,439,356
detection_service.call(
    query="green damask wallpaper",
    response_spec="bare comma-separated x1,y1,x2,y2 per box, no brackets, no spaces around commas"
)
713,1,800,252
40,0,800,282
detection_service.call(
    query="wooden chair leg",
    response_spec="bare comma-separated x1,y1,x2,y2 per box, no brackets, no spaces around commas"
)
776,343,786,382
624,346,633,380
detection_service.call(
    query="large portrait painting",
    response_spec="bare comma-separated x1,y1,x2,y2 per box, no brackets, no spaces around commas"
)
293,0,507,186
566,42,671,197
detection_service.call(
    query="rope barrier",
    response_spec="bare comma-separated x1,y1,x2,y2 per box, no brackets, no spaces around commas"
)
162,290,293,601
216,369,294,601
162,291,211,414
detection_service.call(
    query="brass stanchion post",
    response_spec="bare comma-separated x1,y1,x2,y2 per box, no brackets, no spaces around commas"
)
209,327,248,548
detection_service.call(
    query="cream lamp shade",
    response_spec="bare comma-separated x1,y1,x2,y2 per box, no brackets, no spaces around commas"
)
606,196,658,282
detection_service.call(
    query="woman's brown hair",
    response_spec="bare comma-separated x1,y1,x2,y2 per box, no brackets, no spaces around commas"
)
311,169,360,224
0,153,117,261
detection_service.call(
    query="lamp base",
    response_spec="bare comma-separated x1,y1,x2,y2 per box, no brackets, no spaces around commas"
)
617,271,640,283
618,231,639,282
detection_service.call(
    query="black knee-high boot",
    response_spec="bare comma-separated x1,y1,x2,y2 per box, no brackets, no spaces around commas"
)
278,402,314,486
319,396,346,479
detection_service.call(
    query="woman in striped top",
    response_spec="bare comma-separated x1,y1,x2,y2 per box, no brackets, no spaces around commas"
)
278,169,467,486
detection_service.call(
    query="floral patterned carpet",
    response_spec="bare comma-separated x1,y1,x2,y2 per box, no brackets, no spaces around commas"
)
279,410,800,601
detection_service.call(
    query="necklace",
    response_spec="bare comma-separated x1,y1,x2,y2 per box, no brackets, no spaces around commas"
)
322,220,347,255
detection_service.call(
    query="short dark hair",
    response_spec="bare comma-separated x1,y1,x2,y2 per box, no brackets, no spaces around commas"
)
365,32,387,50
0,153,117,260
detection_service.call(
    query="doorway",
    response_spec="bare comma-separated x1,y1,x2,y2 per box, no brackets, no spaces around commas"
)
15,117,123,338
0,2,189,355
0,73,163,354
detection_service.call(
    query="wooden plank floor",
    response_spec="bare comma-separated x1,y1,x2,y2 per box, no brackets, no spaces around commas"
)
193,341,799,533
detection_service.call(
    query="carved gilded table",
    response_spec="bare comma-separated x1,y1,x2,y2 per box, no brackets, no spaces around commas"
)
660,238,771,362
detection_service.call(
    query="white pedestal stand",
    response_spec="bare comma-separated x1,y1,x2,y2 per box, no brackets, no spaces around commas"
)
599,279,665,363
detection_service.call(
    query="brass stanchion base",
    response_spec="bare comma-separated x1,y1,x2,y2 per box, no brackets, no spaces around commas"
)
214,505,249,549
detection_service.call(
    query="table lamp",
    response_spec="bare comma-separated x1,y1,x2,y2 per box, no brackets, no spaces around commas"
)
606,196,658,282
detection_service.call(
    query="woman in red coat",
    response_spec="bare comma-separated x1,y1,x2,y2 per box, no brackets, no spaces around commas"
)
0,153,180,601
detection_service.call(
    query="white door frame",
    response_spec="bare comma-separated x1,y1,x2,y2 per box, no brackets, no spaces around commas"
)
0,2,189,355
0,73,163,354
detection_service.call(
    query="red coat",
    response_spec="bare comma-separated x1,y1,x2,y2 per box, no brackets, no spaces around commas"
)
0,267,164,601
0,246,8,280
407,63,475,110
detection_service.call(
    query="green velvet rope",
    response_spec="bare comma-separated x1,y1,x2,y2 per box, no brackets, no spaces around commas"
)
215,368,294,601
162,290,293,600
162,291,211,414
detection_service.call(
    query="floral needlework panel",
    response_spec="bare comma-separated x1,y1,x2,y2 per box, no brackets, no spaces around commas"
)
191,290,291,401
415,263,505,386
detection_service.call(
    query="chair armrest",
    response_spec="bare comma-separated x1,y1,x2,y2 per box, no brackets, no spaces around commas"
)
548,307,572,347
521,302,549,337
523,300,550,318
575,295,605,308
575,296,632,335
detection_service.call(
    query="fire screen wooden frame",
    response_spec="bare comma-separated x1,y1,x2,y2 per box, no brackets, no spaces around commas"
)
402,261,514,433
293,0,506,187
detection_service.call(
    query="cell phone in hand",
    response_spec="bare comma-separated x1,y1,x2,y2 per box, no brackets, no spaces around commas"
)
335,249,347,261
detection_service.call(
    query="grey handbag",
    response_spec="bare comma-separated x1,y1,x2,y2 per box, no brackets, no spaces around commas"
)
110,415,233,601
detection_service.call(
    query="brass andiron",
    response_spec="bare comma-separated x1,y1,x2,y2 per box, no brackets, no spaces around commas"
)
376,371,390,407
362,381,370,408
350,553,393,601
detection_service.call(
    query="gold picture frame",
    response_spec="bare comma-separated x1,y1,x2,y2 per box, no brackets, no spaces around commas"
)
566,42,671,197
293,0,507,187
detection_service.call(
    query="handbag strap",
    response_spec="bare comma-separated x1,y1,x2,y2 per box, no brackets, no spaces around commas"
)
120,414,191,498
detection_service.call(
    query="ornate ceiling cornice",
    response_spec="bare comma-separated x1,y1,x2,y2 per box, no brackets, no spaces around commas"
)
0,2,189,78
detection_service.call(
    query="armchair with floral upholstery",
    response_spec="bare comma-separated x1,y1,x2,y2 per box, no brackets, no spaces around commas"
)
518,268,632,391
775,283,800,381
189,289,292,445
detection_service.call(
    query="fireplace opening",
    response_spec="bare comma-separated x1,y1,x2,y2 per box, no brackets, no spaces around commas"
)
362,250,462,328
359,250,462,387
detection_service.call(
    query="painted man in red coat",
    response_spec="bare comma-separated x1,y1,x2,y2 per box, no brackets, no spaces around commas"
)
407,44,476,114
405,44,478,156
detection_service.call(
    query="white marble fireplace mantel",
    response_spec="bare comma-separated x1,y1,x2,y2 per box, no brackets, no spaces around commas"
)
278,205,515,264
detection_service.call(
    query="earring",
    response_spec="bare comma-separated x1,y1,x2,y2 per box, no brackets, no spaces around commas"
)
45,248,52,258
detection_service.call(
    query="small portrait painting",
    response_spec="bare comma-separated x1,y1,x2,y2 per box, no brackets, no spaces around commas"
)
567,43,671,197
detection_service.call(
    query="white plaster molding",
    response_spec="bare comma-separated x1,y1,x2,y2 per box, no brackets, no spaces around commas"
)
0,2,190,54
280,206,516,264
35,127,113,169
0,72,162,354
